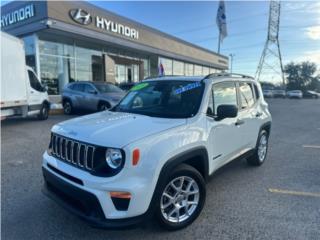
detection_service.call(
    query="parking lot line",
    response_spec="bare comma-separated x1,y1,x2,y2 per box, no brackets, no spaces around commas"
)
268,188,320,198
302,145,320,149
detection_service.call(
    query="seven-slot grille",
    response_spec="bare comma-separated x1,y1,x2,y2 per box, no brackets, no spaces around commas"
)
50,133,95,171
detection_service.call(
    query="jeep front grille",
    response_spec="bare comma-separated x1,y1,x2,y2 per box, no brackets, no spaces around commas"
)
50,134,95,171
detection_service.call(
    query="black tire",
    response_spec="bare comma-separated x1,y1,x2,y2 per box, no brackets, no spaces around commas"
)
63,100,73,115
247,130,269,166
155,164,206,230
38,103,49,120
98,102,111,111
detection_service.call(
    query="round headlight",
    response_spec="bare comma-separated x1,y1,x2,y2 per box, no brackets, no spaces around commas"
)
105,148,123,169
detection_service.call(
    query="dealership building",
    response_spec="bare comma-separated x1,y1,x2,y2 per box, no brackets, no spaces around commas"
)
1,1,228,98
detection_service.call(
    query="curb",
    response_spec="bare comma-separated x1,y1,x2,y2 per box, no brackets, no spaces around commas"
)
49,109,64,115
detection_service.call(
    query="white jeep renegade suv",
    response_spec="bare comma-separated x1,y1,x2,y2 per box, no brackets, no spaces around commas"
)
42,74,272,230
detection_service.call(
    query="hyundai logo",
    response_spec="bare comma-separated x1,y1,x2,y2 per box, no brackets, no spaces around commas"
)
69,9,92,25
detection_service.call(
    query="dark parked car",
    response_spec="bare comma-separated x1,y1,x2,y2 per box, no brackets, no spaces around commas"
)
62,81,125,114
303,90,319,99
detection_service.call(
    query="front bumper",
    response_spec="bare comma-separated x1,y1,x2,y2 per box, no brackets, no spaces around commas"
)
42,166,148,228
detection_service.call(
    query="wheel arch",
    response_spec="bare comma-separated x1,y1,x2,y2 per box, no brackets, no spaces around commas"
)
42,100,50,109
146,147,209,216
98,99,111,107
97,100,111,109
260,121,272,137
160,147,209,181
62,97,72,105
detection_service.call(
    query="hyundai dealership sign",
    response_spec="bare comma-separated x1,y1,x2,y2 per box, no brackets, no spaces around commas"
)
69,8,139,40
1,4,35,28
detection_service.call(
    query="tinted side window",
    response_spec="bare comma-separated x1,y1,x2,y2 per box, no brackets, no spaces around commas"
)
84,84,95,93
68,84,75,90
213,82,237,115
239,82,255,109
28,70,44,92
253,83,260,100
73,83,85,92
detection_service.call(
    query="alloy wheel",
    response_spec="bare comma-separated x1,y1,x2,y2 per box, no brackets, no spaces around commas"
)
160,176,200,223
258,134,268,162
64,102,71,114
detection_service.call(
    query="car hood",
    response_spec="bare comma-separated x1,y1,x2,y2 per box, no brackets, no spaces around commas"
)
52,111,186,148
100,92,125,102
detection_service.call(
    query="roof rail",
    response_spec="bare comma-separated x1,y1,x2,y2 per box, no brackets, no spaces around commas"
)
143,75,185,80
203,73,255,80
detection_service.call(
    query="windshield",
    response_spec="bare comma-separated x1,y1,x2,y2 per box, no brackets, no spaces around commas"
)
111,80,204,118
94,83,123,93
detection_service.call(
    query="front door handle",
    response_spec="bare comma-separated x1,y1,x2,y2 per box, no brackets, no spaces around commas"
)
235,119,245,126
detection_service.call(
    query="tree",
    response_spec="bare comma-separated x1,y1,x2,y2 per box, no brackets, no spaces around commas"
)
284,61,320,91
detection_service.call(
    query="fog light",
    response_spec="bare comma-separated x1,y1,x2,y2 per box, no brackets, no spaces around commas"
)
110,191,131,199
110,191,131,211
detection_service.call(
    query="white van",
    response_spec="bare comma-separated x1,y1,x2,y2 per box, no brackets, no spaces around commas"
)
1,32,50,120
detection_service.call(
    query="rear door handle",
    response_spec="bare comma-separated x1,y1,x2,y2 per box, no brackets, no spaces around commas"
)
235,119,245,126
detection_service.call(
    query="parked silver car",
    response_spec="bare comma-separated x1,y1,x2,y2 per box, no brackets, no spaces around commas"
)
272,89,286,98
287,90,303,99
262,89,273,98
62,81,125,114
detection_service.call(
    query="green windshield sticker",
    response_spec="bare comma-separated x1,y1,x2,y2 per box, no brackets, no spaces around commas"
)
130,83,149,91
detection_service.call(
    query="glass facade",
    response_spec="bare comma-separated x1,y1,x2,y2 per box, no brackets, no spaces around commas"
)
194,65,203,75
185,63,194,76
115,64,139,84
173,60,184,75
160,57,173,75
202,67,209,76
33,36,151,95
23,35,37,73
75,46,104,82
39,40,76,95
22,33,223,95
158,57,221,77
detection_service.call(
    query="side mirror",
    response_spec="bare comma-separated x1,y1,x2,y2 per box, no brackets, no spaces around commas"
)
216,104,238,120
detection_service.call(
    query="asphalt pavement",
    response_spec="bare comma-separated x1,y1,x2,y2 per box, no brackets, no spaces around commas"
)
1,99,320,240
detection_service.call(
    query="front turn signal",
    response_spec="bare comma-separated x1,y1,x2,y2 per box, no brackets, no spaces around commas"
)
132,148,140,166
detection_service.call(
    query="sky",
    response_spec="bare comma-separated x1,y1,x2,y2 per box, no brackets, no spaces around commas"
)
90,0,320,83
1,0,319,83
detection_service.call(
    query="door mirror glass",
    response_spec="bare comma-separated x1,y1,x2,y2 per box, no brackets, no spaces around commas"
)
216,104,238,120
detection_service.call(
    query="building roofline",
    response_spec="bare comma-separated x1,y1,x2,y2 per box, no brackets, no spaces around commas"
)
84,1,228,60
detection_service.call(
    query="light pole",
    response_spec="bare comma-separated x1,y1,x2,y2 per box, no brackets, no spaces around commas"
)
229,54,234,74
